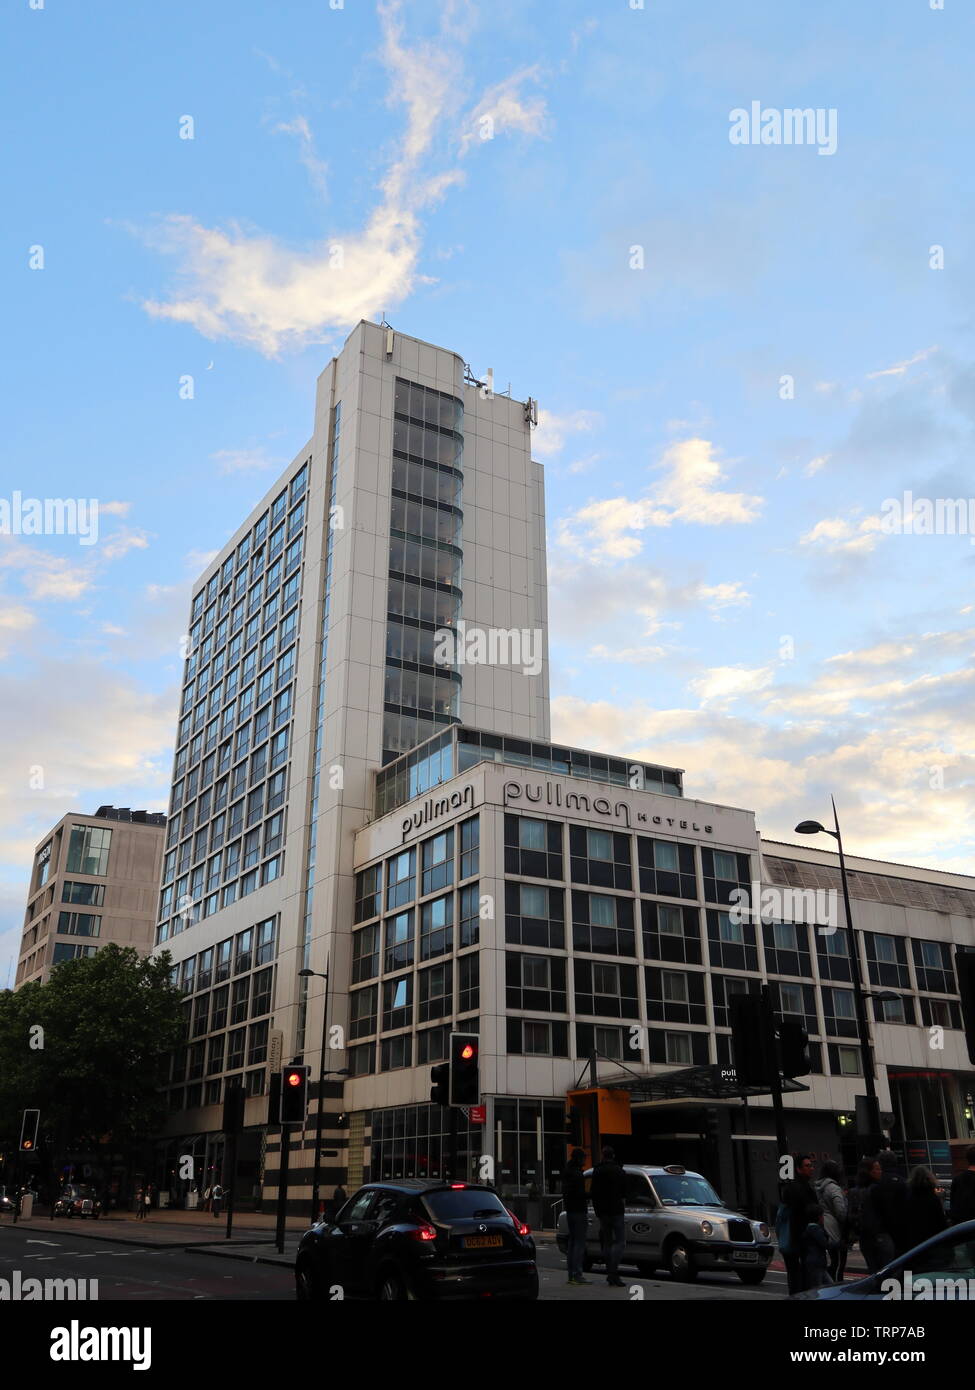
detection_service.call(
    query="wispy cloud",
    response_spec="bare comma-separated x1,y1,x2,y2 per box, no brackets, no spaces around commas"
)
211,447,283,475
557,437,763,561
136,1,548,356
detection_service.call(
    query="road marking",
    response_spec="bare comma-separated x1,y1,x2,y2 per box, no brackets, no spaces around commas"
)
26,1240,60,1246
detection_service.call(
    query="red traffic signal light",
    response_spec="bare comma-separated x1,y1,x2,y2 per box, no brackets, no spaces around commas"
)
449,1033,480,1107
280,1066,309,1124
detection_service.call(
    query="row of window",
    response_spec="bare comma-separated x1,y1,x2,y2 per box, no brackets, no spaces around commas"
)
355,820,479,921
168,919,277,994
189,463,307,628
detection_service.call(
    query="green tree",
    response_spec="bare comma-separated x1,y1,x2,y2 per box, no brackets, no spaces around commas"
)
0,945,182,1181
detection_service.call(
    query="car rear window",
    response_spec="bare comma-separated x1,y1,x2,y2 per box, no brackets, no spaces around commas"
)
423,1189,508,1221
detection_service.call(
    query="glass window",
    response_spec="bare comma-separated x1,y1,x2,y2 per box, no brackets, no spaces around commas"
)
592,962,619,995
421,830,453,895
62,881,105,906
589,894,616,928
658,905,683,936
420,894,453,960
384,911,414,973
718,913,743,944
520,883,548,918
665,1032,692,1065
587,829,613,862
875,935,897,964
65,825,113,876
653,841,679,872
661,970,687,1003
518,819,546,851
713,851,739,881
386,850,416,910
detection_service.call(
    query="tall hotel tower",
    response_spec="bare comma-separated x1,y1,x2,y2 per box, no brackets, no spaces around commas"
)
155,322,551,1203
155,320,975,1221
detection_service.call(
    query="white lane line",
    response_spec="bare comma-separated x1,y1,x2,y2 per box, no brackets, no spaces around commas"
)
26,1240,60,1246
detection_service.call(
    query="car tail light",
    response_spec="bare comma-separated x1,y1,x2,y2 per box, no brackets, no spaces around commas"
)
408,1223,438,1242
506,1209,530,1236
449,1183,466,1189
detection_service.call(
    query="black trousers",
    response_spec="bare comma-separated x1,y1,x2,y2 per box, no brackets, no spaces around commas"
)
784,1251,806,1295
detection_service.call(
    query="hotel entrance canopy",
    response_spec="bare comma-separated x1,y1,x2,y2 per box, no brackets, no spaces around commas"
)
597,1064,810,1103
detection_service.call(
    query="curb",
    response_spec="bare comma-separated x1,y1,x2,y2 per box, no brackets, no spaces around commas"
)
2,1220,289,1252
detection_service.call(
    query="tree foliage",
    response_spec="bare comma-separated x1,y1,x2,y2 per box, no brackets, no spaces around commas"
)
0,944,182,1153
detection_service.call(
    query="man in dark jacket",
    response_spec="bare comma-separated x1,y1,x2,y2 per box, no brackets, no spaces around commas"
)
781,1154,816,1294
866,1149,909,1260
949,1146,975,1225
590,1146,627,1287
561,1148,589,1286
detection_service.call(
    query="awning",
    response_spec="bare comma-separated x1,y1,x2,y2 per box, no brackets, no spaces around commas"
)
597,1063,810,1102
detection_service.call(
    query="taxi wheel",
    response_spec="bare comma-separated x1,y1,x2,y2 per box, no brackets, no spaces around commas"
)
666,1240,698,1282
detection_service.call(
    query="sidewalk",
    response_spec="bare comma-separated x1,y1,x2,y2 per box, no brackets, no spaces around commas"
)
1,1206,309,1250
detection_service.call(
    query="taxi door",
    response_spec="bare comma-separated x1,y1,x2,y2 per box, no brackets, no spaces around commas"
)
623,1171,660,1264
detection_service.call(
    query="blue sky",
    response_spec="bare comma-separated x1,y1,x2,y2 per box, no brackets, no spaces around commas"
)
2,0,974,982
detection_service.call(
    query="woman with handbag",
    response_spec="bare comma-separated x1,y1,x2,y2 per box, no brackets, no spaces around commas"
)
815,1160,849,1282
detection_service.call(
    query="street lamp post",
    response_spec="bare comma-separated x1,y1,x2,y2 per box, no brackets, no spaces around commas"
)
298,965,348,1224
796,797,883,1152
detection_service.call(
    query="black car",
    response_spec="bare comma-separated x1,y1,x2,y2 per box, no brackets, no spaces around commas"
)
295,1180,538,1301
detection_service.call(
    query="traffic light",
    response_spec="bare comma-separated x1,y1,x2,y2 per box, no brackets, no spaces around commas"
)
449,1032,480,1106
956,947,975,1065
222,1081,245,1135
280,1065,309,1124
704,1106,721,1145
730,994,776,1085
778,1019,811,1077
430,1062,450,1107
19,1109,40,1153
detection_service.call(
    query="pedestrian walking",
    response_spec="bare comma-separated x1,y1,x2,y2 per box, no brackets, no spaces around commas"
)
143,1184,153,1219
134,1186,146,1220
561,1147,590,1286
589,1146,626,1287
949,1145,975,1224
801,1205,833,1288
865,1149,908,1262
778,1153,816,1294
903,1166,947,1252
211,1182,225,1217
333,1183,347,1212
815,1159,849,1282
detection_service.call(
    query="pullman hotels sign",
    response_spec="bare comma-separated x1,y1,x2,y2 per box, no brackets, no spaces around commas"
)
502,779,715,836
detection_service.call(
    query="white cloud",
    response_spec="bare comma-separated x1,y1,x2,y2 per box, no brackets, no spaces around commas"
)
557,437,762,561
272,116,329,200
688,665,775,706
799,512,884,555
136,2,547,356
805,454,830,476
100,500,132,517
458,66,548,155
100,530,150,561
532,408,600,459
867,346,937,380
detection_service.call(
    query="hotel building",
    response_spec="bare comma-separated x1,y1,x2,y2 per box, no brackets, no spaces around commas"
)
153,322,975,1217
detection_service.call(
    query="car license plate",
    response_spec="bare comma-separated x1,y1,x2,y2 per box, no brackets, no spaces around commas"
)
464,1234,503,1249
732,1250,758,1263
